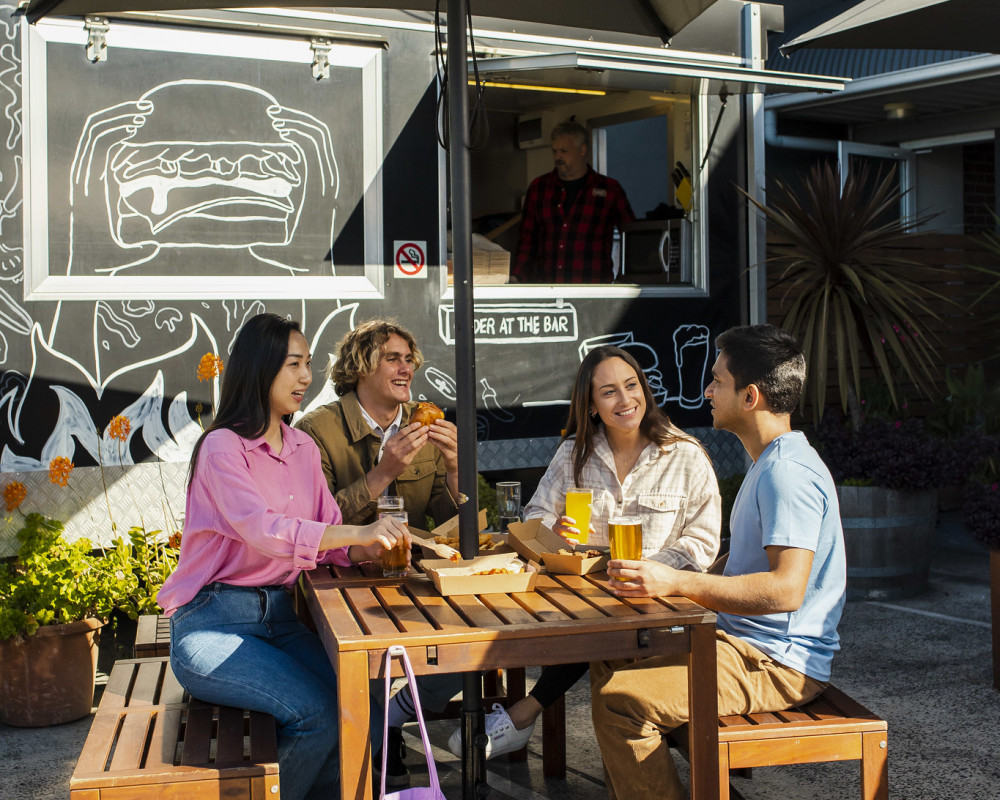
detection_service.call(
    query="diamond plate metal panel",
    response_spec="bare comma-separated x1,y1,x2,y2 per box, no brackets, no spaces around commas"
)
1,462,187,557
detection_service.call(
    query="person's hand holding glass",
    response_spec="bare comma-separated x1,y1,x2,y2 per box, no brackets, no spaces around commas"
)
553,487,595,545
378,496,410,578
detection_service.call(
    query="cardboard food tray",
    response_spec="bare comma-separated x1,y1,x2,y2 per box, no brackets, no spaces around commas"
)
422,552,538,596
506,518,610,575
410,509,512,557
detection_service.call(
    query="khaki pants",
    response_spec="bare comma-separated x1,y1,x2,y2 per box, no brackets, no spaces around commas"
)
590,630,826,800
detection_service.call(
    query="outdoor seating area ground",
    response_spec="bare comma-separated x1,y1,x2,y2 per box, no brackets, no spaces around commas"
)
2,512,996,800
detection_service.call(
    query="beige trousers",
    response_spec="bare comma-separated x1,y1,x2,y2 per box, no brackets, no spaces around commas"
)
590,629,826,800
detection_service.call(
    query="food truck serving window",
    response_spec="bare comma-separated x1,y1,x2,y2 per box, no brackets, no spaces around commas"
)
456,56,713,300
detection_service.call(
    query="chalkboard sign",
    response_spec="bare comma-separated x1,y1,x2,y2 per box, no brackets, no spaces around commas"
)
23,20,384,300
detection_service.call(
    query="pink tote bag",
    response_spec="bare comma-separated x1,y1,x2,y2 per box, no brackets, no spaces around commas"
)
380,645,447,800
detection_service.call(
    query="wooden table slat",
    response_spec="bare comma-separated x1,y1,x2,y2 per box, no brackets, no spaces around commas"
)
532,574,609,620
547,573,638,617
215,706,247,764
406,580,477,629
373,584,437,632
438,592,506,628
343,587,403,636
505,589,573,622
475,592,540,625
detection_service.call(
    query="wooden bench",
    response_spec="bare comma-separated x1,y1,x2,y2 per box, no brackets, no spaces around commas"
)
133,613,171,657
673,685,888,800
71,657,280,799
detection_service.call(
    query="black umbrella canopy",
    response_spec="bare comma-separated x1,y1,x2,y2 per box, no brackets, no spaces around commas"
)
782,0,1000,54
24,0,719,41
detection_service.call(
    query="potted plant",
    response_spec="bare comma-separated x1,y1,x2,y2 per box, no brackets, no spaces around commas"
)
745,161,945,423
813,412,987,600
0,512,126,726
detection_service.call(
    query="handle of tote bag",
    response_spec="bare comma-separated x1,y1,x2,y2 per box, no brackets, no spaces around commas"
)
381,644,443,798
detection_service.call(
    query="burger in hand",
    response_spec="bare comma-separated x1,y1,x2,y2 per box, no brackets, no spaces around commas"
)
412,401,445,428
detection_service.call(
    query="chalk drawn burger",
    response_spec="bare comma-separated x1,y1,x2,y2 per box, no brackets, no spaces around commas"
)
105,80,335,248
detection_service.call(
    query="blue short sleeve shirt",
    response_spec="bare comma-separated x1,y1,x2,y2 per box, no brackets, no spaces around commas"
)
717,431,846,681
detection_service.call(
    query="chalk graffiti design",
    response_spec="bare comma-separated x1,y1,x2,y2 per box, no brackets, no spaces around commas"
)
69,80,338,277
579,324,710,409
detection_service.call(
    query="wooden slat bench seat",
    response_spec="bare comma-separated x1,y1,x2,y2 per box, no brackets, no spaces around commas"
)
71,657,280,799
133,614,171,657
673,685,888,800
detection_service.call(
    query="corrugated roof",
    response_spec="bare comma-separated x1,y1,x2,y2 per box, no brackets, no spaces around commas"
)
767,47,977,79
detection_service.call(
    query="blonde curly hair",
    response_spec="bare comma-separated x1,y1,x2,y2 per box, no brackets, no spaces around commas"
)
327,318,424,396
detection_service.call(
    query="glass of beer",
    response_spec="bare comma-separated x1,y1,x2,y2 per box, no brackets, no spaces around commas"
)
608,515,643,561
564,488,593,544
378,497,409,578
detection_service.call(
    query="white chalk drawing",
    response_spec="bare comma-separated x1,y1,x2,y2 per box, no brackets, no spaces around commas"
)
423,367,457,402
437,301,578,345
0,3,22,285
1,371,202,472
68,80,338,277
481,378,516,422
579,324,710,409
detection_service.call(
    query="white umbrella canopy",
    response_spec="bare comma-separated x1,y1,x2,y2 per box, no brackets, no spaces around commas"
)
782,0,1000,54
23,0,719,41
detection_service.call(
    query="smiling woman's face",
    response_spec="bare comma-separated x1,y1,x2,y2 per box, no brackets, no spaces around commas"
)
590,356,646,435
269,330,312,421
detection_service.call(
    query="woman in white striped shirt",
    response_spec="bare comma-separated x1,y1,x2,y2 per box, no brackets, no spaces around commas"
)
448,344,722,759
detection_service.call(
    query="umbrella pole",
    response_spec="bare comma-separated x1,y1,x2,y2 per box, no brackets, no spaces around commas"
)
447,0,487,797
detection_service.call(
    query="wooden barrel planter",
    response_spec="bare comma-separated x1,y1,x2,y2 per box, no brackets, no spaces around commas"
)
837,486,938,600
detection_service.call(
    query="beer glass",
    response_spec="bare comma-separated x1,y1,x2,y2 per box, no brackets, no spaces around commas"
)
378,496,409,578
564,488,593,544
608,515,643,561
496,481,521,533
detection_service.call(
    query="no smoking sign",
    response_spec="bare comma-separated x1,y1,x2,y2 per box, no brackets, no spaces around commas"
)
393,240,427,279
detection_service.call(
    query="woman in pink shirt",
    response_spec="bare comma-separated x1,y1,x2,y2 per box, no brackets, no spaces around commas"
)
158,313,409,800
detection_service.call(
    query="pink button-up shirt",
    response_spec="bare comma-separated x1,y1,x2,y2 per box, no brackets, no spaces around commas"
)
158,423,351,615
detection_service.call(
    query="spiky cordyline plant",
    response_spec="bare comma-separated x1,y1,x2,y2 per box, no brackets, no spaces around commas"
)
744,162,945,424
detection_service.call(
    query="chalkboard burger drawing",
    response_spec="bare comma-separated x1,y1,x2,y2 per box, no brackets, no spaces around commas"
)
67,79,339,277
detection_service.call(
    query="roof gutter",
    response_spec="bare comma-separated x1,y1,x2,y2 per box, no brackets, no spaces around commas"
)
764,109,837,152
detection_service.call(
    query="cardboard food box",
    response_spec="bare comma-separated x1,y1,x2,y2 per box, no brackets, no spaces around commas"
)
422,552,538,596
506,518,610,575
410,509,509,557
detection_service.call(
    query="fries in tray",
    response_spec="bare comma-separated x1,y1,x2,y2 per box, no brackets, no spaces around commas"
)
433,532,501,550
557,548,604,558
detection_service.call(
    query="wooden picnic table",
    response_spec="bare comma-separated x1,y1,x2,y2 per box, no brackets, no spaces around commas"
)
299,562,720,800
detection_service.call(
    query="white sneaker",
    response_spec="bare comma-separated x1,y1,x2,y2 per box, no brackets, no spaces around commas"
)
447,703,537,760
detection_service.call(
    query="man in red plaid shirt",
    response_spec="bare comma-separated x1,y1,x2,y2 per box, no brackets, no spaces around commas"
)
513,119,634,283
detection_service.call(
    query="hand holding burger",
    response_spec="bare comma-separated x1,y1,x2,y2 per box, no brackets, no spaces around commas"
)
412,401,445,428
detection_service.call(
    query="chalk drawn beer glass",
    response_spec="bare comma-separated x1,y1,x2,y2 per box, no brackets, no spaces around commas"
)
608,515,643,561
378,496,409,578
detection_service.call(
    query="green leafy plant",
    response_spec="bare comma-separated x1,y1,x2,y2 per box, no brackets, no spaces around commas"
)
744,162,946,423
0,513,126,642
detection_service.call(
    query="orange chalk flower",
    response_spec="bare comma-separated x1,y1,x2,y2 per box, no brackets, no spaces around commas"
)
197,353,224,382
107,415,131,441
3,481,26,512
167,531,183,549
48,456,75,487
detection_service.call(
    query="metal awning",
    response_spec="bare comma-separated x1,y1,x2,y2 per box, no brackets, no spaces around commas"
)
767,54,1000,145
781,0,1000,55
473,51,846,96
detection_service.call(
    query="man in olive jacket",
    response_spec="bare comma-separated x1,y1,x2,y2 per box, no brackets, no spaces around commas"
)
296,318,458,529
296,317,459,788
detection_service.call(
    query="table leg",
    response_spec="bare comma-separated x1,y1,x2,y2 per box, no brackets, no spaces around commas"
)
337,651,372,800
686,624,720,800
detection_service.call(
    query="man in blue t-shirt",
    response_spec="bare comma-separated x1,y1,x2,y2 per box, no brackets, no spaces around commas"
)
592,324,846,800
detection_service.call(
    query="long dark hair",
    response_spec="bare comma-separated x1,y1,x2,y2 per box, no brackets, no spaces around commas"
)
188,313,302,485
563,346,695,486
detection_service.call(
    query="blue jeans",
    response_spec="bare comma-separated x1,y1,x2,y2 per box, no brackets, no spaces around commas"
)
169,583,340,800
